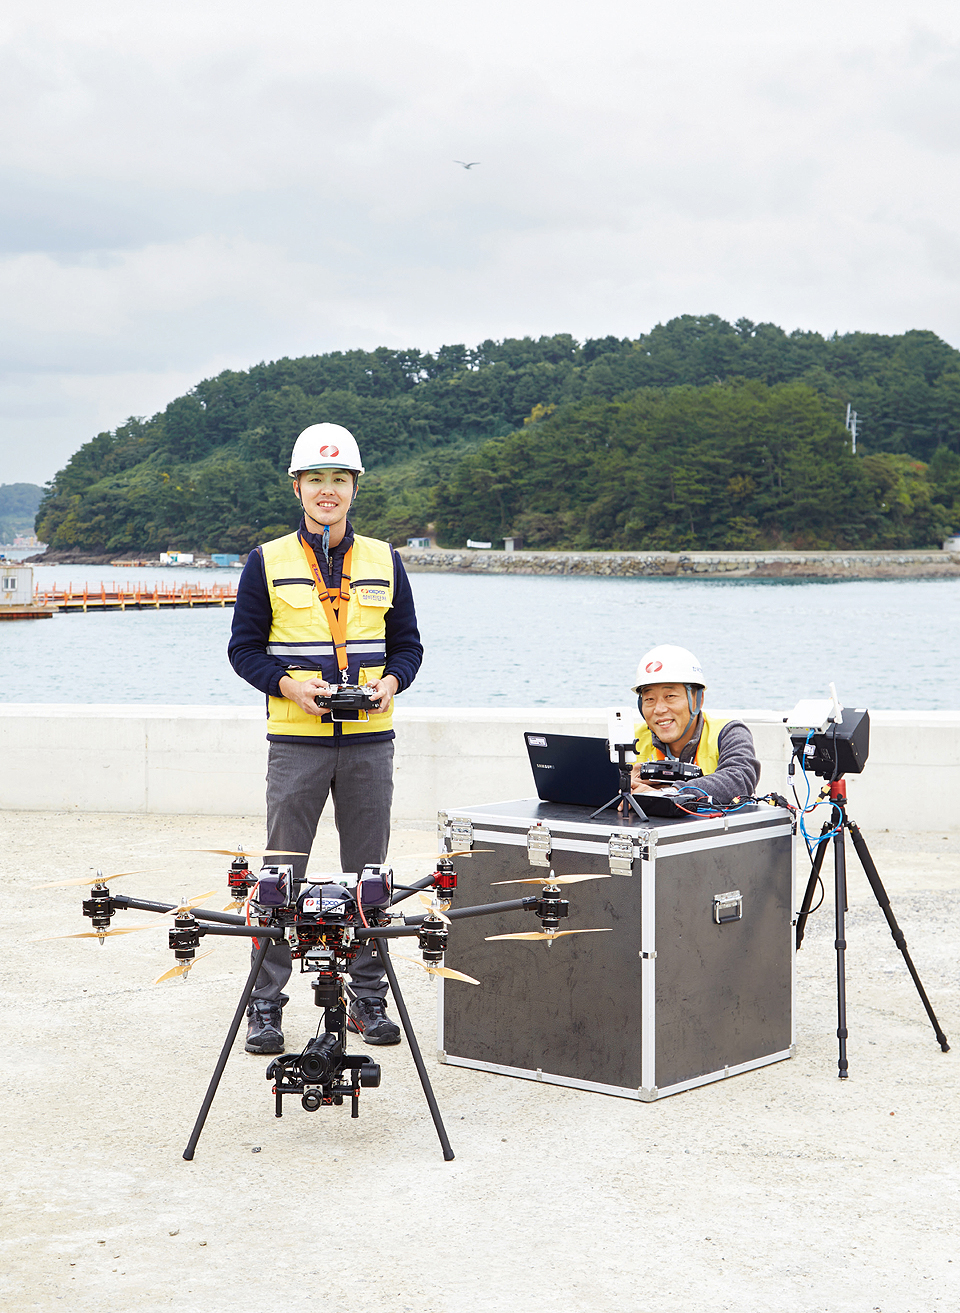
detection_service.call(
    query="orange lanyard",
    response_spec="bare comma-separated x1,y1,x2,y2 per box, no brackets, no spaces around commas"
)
300,537,354,678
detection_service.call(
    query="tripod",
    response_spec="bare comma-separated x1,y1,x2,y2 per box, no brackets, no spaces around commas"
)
591,743,649,822
795,778,949,1078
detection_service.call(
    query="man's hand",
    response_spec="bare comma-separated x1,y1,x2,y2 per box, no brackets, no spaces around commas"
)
630,763,666,794
278,675,332,717
363,675,399,714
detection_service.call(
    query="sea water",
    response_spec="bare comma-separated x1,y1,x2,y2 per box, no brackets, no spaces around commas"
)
1,561,958,710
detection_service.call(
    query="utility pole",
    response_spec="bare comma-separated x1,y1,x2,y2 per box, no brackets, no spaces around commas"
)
845,402,859,454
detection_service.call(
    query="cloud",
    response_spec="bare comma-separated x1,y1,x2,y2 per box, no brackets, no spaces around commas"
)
3,0,960,483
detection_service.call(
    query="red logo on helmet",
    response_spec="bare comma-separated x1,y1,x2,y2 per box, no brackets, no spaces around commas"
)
645,660,663,673
318,444,340,458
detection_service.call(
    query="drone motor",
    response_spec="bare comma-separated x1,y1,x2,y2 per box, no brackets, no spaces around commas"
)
532,885,570,933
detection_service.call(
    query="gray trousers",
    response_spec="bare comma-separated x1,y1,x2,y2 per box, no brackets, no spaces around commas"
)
251,737,395,1006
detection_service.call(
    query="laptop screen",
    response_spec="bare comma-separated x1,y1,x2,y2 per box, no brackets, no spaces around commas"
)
524,732,688,817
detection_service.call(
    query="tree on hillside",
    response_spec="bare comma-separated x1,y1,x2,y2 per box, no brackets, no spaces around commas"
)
432,379,953,551
33,319,960,552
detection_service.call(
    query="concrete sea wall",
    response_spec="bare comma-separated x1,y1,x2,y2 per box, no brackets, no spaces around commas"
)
400,547,960,579
1,705,957,836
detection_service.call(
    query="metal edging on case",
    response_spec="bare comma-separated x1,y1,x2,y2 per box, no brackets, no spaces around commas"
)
439,1046,793,1101
464,823,794,859
470,827,629,858
437,975,445,1060
442,804,789,839
640,848,657,1091
440,1054,644,1100
651,823,794,860
643,1047,795,1100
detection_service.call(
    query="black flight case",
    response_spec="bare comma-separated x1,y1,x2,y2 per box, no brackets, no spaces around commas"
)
436,798,796,1101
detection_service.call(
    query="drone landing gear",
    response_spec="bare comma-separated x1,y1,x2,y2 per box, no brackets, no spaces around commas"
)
377,937,455,1161
183,936,272,1161
181,933,456,1163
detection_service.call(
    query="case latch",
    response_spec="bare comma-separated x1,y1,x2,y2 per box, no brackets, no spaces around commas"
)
713,889,743,924
608,831,636,876
526,823,552,867
448,817,474,851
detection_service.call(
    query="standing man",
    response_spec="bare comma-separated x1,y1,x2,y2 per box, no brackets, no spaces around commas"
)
228,423,423,1054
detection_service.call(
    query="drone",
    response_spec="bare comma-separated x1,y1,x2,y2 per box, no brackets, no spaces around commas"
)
37,848,610,1161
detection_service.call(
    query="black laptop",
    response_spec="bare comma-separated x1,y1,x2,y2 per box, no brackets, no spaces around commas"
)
523,732,688,818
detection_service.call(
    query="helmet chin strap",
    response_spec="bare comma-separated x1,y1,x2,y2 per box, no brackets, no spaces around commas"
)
669,685,705,756
294,471,359,562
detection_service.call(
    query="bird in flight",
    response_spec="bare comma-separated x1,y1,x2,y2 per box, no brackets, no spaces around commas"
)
454,160,480,169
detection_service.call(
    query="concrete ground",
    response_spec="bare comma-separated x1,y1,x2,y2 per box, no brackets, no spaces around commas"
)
2,811,958,1313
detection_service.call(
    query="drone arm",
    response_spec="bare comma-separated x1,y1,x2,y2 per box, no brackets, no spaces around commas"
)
389,874,438,904
416,896,537,923
354,896,537,938
112,894,247,927
191,924,284,940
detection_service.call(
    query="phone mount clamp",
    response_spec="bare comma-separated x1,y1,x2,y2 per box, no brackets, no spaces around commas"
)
591,741,649,823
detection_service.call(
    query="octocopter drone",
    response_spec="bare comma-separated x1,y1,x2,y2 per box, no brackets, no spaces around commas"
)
37,848,611,1161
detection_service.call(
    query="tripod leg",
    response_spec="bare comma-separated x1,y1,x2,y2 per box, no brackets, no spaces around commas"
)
796,819,832,950
183,935,273,1161
834,823,849,1080
375,938,455,1162
847,821,950,1052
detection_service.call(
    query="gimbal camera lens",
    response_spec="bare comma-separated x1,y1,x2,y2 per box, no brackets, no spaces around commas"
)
300,1033,341,1083
301,1088,324,1112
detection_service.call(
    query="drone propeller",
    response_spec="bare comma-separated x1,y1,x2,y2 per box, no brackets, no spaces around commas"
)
491,873,612,887
154,949,215,984
166,891,217,916
416,893,451,924
485,928,612,942
192,848,308,859
32,924,158,942
392,952,480,985
35,869,150,890
32,891,216,945
391,849,493,865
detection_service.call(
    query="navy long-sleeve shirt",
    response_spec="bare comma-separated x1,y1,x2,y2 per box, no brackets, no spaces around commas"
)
228,519,423,744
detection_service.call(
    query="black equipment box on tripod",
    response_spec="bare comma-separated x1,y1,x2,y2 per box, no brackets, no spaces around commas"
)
436,798,796,1101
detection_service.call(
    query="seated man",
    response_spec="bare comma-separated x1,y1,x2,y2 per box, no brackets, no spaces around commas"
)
629,644,760,806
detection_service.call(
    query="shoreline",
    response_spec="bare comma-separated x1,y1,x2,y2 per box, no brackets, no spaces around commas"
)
399,546,960,579
16,546,960,580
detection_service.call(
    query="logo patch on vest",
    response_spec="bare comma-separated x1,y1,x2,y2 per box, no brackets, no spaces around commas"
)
353,584,389,607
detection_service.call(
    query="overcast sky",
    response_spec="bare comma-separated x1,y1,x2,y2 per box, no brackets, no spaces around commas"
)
3,0,960,485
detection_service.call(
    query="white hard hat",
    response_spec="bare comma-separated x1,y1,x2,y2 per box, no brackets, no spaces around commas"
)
288,424,364,477
632,645,706,693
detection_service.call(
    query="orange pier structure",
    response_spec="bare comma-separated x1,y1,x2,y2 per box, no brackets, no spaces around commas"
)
35,580,238,613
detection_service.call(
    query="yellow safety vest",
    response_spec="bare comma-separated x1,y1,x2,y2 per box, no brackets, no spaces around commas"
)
633,713,729,775
262,531,395,738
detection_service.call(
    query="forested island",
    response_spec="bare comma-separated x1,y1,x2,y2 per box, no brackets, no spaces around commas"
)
0,483,43,543
34,315,960,556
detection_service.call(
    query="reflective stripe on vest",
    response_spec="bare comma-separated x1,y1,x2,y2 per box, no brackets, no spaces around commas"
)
262,531,395,738
633,713,729,775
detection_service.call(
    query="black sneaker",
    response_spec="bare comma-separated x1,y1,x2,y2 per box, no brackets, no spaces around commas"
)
245,1000,284,1054
347,997,401,1045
